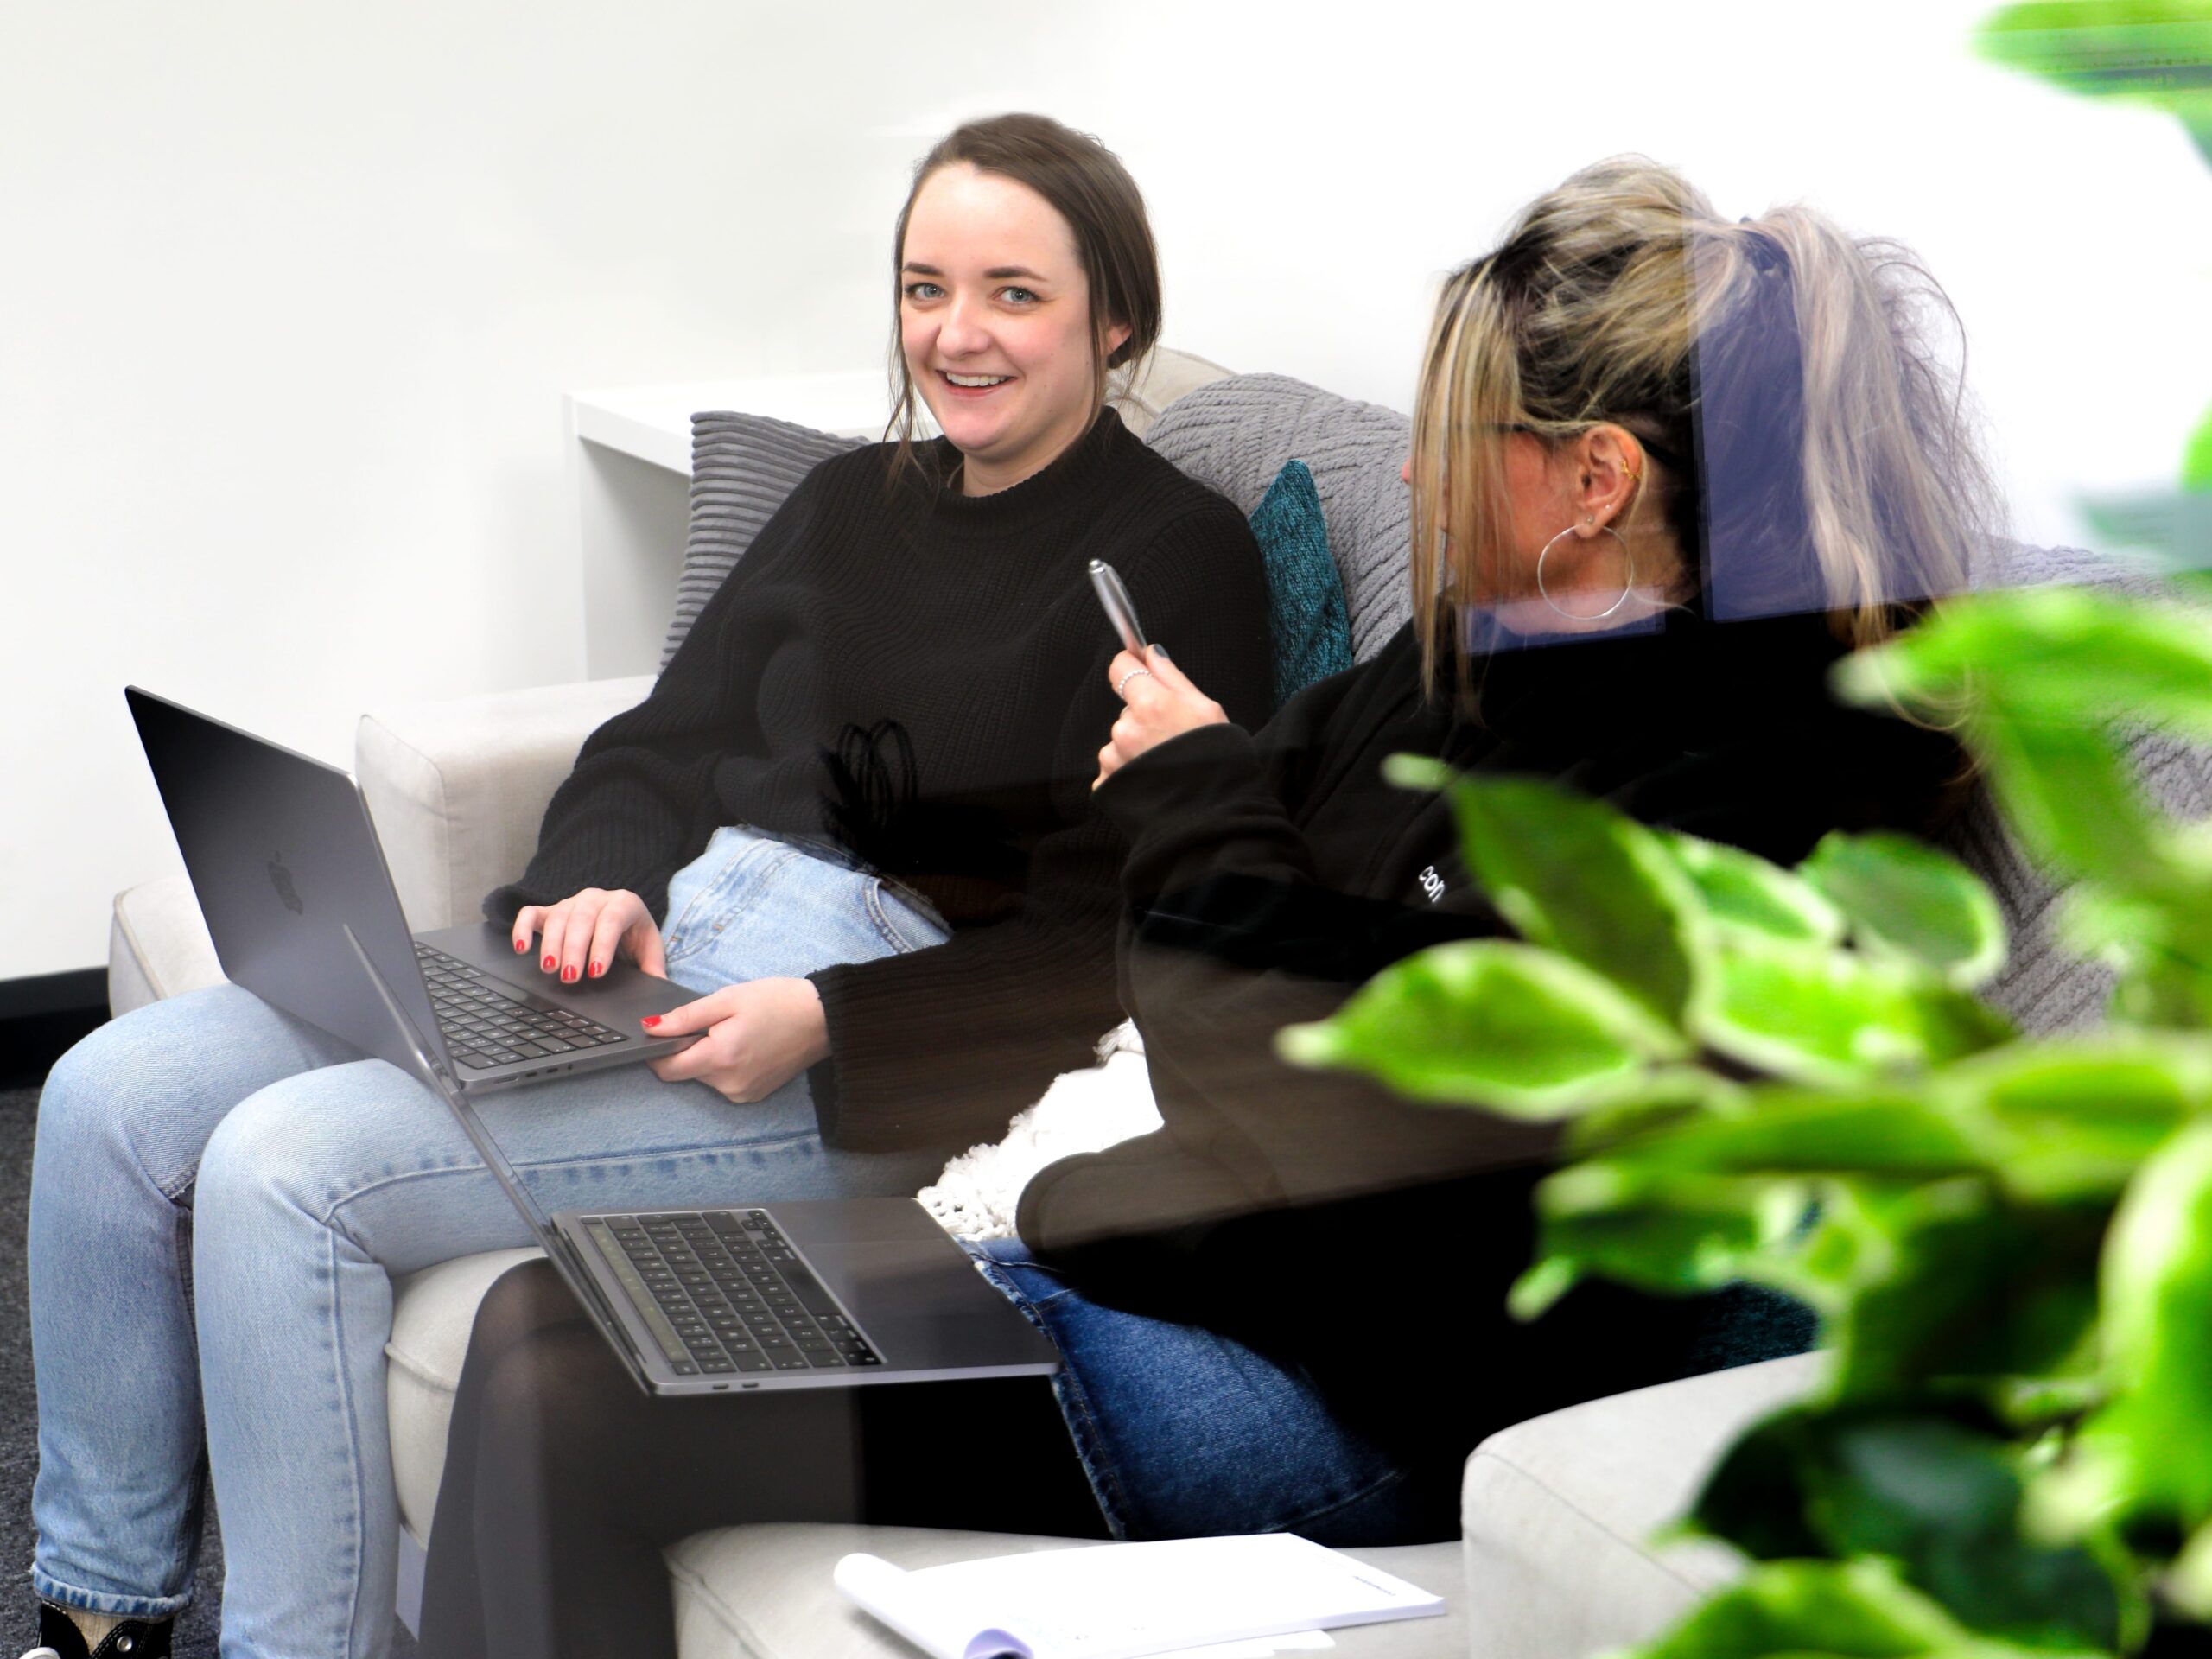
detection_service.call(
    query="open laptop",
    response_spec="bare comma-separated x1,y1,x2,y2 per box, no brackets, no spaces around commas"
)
129,685,1061,1396
346,923,1061,1395
128,685,699,1091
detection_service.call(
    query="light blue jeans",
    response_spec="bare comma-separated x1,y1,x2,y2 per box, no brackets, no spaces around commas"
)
29,827,950,1659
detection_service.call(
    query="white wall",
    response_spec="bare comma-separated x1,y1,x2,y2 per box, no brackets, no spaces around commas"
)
5,0,2207,982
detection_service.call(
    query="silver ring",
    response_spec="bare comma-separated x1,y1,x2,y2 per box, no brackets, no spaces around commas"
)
1116,667,1153,698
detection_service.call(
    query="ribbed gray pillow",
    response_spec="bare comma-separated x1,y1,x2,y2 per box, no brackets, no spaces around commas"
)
1144,373,1414,663
660,412,868,670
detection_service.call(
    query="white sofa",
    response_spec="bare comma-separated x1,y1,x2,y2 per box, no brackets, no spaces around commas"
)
104,353,1968,1655
117,660,1830,1659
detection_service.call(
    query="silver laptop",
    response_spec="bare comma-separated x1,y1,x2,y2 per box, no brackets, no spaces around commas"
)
349,924,1061,1396
130,684,1062,1397
128,685,697,1090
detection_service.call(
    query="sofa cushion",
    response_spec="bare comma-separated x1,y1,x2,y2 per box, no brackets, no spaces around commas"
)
1460,1352,1822,1659
1105,346,1236,439
1250,458,1354,706
354,676,656,931
666,1524,1465,1659
108,869,226,1017
1145,374,1414,663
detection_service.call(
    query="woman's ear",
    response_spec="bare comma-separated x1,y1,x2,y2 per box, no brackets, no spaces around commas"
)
1103,318,1134,363
1574,424,1646,528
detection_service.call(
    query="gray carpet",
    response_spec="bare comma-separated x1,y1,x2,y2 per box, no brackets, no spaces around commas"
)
0,1082,418,1658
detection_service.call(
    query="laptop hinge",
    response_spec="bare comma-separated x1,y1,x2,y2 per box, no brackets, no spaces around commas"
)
556,1230,648,1375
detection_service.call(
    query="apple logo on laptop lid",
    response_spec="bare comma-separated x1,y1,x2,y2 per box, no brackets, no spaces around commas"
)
268,852,304,916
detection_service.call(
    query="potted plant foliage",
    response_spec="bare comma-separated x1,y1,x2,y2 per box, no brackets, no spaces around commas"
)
1282,583,2212,1657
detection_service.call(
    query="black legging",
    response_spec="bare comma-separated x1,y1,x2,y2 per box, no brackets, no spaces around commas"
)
415,1260,1109,1659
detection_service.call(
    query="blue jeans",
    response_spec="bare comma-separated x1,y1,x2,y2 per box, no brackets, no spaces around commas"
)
29,828,949,1659
967,1241,1427,1544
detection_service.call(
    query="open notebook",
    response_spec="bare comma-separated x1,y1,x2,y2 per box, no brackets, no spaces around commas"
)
834,1533,1444,1659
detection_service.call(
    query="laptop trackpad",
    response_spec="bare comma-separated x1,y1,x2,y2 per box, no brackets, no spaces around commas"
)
425,921,694,1024
779,1201,1059,1373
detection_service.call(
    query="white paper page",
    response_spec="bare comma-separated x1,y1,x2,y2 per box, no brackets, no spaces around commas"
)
842,1535,1440,1659
834,1553,1034,1659
1151,1631,1334,1658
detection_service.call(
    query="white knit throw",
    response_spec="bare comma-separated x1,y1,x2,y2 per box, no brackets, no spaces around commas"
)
918,1022,1160,1241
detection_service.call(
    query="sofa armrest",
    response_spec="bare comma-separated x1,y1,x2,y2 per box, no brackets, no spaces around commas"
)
1459,1352,1824,1659
356,676,654,931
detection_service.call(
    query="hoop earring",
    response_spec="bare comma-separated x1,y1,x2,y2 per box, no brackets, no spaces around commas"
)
1535,521,1637,620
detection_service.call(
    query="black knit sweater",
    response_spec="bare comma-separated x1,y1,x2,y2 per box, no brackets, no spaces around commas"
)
488,410,1273,1153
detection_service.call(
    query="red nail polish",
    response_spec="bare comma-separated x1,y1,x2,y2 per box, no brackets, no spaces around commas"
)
563,966,577,983
642,1014,661,1027
589,962,604,977
513,938,528,953
543,956,556,970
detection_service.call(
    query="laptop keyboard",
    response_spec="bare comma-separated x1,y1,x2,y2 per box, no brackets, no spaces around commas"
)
414,942,628,1070
586,1210,884,1377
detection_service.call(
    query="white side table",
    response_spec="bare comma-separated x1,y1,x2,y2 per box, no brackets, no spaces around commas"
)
564,372,902,677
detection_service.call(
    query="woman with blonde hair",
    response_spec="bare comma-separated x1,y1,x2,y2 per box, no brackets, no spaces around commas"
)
417,156,1994,1657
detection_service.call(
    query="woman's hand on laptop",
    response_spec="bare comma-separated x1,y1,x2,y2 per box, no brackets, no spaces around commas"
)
512,887,668,983
644,979,830,1103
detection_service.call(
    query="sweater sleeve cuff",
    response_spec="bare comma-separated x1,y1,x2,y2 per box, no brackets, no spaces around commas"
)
804,966,854,1141
1094,722,1266,844
804,1050,846,1141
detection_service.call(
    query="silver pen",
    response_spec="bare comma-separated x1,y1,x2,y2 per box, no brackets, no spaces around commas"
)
1088,560,1147,655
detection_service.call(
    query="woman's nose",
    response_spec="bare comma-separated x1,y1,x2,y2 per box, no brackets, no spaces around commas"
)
1400,456,1413,485
939,296,988,355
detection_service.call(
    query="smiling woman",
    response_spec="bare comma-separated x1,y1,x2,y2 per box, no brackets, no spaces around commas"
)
887,112,1162,495
19,112,1274,1659
899,163,1121,493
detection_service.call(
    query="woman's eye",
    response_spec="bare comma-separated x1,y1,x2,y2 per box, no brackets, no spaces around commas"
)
903,282,944,302
998,286,1039,305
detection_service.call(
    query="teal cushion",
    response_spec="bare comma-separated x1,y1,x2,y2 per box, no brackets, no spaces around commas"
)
1249,459,1353,705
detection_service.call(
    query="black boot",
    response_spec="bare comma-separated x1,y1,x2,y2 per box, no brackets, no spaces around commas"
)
24,1602,172,1659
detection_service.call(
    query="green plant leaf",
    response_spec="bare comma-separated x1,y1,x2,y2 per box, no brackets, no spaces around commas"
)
1624,1557,2089,1659
1693,1404,2126,1651
1974,3,2212,139
2167,1515,2212,1622
1388,762,1706,1026
1560,1067,1740,1157
1599,1084,1989,1180
2055,884,2174,963
1697,934,2016,1084
1662,830,1845,945
1939,1038,2212,1201
1801,833,2008,989
2055,1118,2212,1532
1515,1161,1799,1317
1965,705,2172,891
1836,586,2212,743
1994,1373,2106,1435
2075,859,2212,1026
1822,1185,2114,1407
1832,586,2212,895
2185,400,2212,494
2112,947,2212,1028
1275,938,1686,1115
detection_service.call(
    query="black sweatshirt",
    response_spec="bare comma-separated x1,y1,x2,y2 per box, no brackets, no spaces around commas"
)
487,410,1273,1154
1019,607,1965,1529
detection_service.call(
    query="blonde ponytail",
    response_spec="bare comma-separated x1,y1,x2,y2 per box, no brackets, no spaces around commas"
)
1412,159,2000,691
